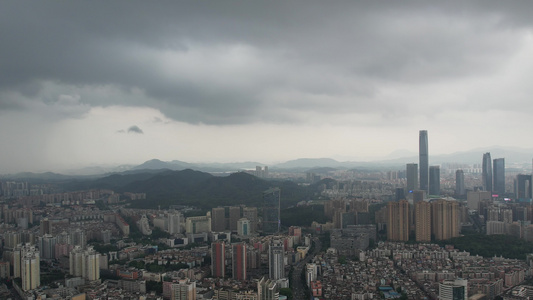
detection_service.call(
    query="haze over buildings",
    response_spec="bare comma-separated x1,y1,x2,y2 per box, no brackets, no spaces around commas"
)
2,2,533,173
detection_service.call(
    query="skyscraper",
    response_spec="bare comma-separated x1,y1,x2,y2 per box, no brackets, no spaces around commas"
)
493,158,505,195
387,200,409,241
211,241,226,278
232,243,247,281
395,187,405,201
515,174,532,201
419,130,429,193
268,239,285,280
406,163,418,192
263,188,281,234
429,166,440,196
455,170,465,196
482,152,493,192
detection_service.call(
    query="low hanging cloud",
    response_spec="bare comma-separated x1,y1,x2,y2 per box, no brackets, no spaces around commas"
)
127,125,144,134
117,125,144,134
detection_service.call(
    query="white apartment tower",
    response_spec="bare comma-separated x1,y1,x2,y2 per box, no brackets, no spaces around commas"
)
69,246,100,281
269,239,285,280
13,243,40,291
237,218,251,236
171,278,196,300
168,211,183,234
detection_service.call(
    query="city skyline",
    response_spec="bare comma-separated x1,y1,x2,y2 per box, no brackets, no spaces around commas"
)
2,2,533,173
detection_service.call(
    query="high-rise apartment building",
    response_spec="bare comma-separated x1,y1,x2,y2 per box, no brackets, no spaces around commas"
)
493,158,505,195
168,211,183,235
387,200,409,241
237,218,251,236
263,188,281,234
232,243,247,281
255,166,269,178
482,152,493,192
228,206,241,232
211,241,226,278
185,215,211,234
455,170,465,196
466,191,491,211
38,234,57,259
413,190,425,204
395,188,406,202
40,218,52,235
289,226,302,244
21,247,40,291
211,207,226,232
171,278,197,300
431,199,459,240
69,246,100,281
137,214,152,235
258,277,279,300
429,166,440,196
242,207,258,233
13,243,40,291
415,201,431,242
439,279,468,300
419,130,429,193
4,231,22,249
269,239,285,280
70,228,87,248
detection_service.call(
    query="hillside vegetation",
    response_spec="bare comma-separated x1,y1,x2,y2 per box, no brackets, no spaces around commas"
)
441,234,533,260
61,169,327,210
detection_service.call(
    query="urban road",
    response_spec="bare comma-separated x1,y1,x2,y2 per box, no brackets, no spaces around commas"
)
291,237,322,300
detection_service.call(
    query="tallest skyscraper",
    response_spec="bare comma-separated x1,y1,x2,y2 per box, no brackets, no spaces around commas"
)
419,130,429,193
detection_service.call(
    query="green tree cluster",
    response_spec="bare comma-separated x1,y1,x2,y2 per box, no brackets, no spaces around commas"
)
280,288,293,300
441,234,533,260
146,280,163,294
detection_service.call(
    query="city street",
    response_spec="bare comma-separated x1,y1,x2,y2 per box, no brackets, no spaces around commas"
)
291,237,322,300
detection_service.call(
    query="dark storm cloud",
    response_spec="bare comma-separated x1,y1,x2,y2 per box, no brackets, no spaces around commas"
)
2,1,533,124
127,126,144,134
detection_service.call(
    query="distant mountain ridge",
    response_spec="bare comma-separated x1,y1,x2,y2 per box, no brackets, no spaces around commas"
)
2,146,532,178
131,159,265,173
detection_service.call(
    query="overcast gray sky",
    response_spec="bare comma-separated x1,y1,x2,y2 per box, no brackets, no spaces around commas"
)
1,1,533,173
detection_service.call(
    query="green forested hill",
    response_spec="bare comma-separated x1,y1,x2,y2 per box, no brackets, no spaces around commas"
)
61,169,318,209
127,171,312,209
441,234,533,260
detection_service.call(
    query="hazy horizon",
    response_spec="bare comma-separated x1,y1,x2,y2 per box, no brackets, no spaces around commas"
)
2,2,533,173
1,144,532,175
